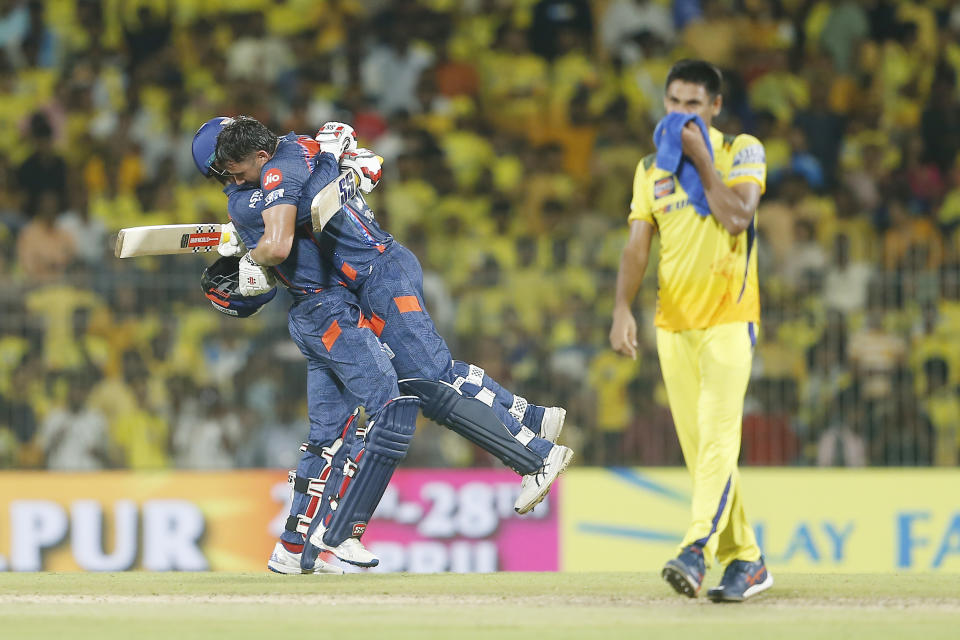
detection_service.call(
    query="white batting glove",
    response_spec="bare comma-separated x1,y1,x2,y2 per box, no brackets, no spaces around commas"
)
315,122,358,162
238,253,276,296
341,148,383,193
217,222,246,257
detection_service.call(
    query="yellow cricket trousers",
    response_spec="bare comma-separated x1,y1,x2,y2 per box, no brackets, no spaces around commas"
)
656,321,761,567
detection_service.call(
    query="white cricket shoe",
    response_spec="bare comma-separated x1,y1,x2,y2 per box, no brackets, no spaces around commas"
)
267,541,344,575
539,407,566,443
514,445,574,514
308,525,379,568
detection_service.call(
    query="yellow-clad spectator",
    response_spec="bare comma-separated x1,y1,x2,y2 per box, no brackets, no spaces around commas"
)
587,347,637,441
747,51,810,125
680,2,742,69
921,357,960,467
477,25,548,136
882,198,943,271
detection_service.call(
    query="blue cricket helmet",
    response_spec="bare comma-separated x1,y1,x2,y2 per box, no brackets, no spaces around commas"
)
192,116,234,177
201,256,277,318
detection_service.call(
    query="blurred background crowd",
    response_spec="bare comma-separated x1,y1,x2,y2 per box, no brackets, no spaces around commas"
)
1,0,958,472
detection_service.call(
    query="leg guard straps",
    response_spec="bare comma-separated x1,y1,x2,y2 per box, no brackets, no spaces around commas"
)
399,378,541,475
284,413,358,541
449,361,546,432
286,468,334,535
321,396,419,547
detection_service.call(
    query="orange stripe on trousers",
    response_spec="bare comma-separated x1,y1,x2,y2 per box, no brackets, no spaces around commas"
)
358,312,385,337
393,296,422,313
322,320,341,351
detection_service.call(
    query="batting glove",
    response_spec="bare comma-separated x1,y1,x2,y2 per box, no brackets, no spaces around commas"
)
341,148,383,193
315,122,358,162
238,253,276,297
217,221,246,257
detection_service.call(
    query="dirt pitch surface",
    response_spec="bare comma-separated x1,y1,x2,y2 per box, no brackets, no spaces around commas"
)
1,572,958,639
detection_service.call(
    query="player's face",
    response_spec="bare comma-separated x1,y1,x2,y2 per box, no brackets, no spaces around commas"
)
222,151,270,186
664,80,722,126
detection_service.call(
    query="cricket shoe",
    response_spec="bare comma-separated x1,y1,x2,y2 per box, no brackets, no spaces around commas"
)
514,444,573,514
538,407,566,443
662,544,705,597
267,541,344,575
308,525,379,568
707,557,773,602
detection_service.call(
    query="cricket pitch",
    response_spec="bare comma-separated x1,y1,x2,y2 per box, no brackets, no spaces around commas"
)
1,571,958,639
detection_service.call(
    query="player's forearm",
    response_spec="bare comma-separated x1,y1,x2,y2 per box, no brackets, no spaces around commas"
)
692,156,753,236
613,242,648,311
250,240,288,266
253,204,296,265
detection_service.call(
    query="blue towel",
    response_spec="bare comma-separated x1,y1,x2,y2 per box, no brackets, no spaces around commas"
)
653,112,713,216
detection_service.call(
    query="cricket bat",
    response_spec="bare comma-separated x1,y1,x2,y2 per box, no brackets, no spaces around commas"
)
114,169,358,258
114,224,226,258
310,168,358,232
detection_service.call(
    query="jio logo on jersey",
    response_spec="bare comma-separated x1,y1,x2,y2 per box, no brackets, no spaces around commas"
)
263,168,283,190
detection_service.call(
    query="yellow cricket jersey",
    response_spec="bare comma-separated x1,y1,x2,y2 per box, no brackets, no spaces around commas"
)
628,127,766,331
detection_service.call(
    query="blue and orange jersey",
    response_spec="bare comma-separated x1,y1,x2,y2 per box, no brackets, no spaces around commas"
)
259,133,325,211
225,133,342,295
301,150,393,289
225,177,342,297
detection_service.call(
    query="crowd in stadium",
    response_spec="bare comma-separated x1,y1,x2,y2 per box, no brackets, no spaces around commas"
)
0,0,958,471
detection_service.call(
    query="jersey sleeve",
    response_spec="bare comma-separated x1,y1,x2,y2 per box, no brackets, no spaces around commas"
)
260,155,307,211
726,134,766,193
223,184,265,250
626,156,654,225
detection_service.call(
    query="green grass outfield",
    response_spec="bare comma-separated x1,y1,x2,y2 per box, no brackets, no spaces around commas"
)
1,572,958,640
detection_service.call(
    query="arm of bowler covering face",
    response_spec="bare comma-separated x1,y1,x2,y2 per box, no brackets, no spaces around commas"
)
298,151,346,226
684,128,760,236
703,177,761,236
250,203,296,266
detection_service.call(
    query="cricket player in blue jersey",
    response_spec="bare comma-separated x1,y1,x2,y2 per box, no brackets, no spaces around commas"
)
199,115,573,561
193,118,419,574
213,116,573,516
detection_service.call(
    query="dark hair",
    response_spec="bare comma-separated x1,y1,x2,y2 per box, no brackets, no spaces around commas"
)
214,116,278,166
923,357,949,384
29,111,53,139
665,59,723,97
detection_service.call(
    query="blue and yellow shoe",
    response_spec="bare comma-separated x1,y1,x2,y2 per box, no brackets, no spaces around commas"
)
707,557,773,602
661,544,705,597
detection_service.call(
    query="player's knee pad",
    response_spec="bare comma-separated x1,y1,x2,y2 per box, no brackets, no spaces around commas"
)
321,396,419,546
398,378,541,475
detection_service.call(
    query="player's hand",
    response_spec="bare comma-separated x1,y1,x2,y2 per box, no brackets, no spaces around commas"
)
680,121,711,165
238,253,276,296
341,148,383,193
315,122,358,162
217,221,247,257
610,306,639,360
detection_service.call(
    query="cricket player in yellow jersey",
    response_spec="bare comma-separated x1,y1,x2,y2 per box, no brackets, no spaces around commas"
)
610,60,773,602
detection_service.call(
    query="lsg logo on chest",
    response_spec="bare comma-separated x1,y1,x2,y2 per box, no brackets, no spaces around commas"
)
654,176,676,199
